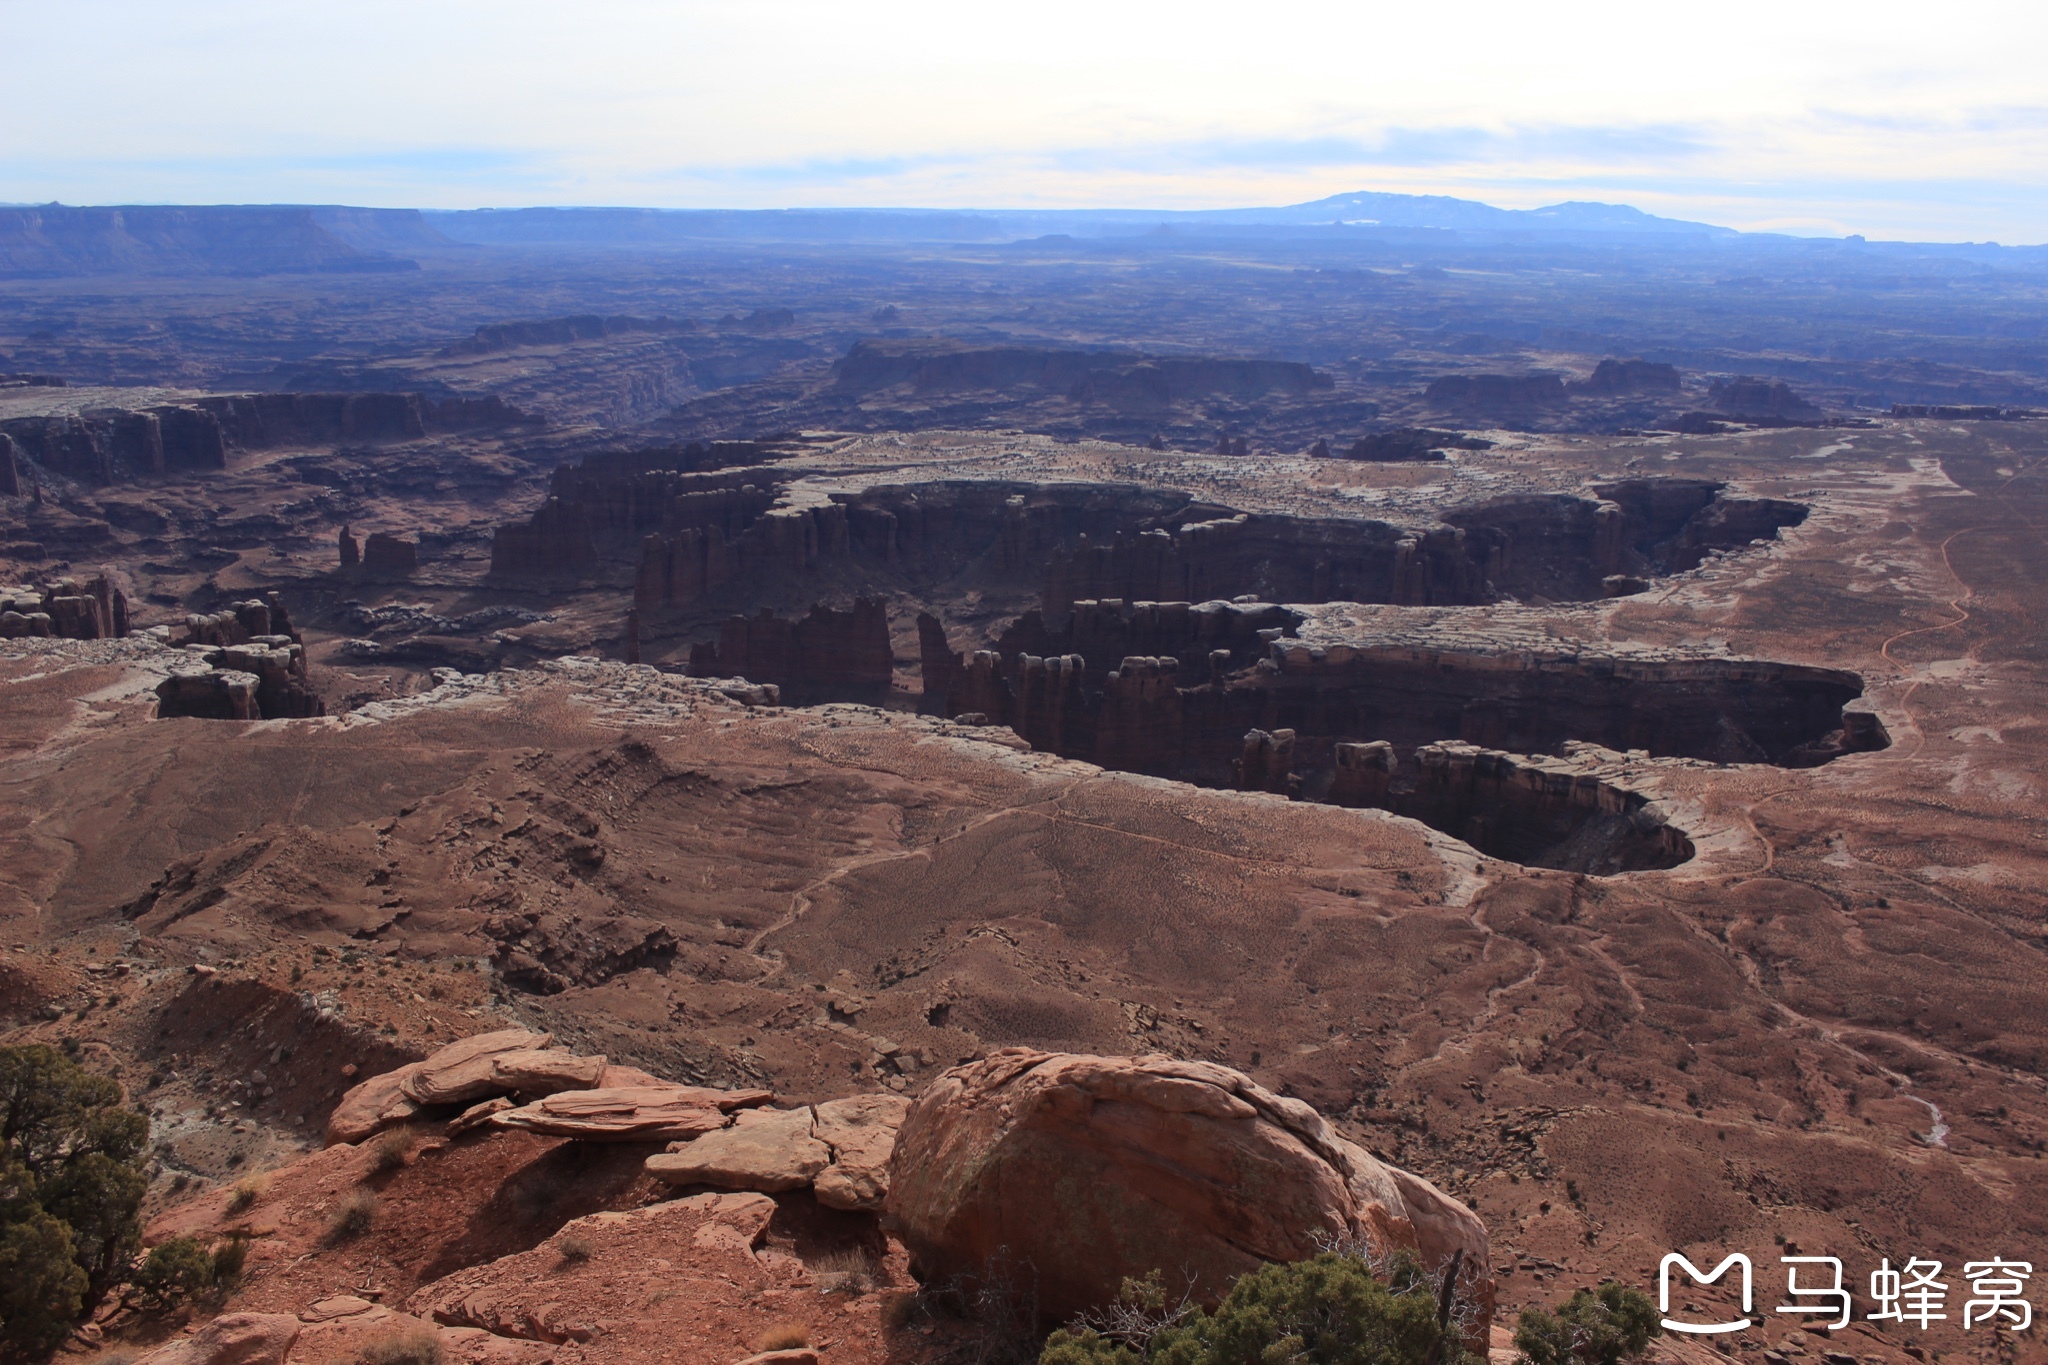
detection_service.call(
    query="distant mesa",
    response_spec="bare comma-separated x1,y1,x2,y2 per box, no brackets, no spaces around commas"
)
1890,403,2038,420
439,313,691,356
1709,376,1824,423
0,372,65,389
1327,427,1494,462
0,203,440,277
359,532,419,578
1570,358,1682,396
489,441,791,584
832,338,1331,408
1423,372,1568,417
0,391,536,487
332,521,425,579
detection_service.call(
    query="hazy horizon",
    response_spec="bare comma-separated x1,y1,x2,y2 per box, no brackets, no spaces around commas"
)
5,0,2048,244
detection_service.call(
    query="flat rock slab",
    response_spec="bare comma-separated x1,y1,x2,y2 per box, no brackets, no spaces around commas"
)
488,1048,608,1096
328,1028,567,1145
136,1312,302,1365
644,1093,909,1209
401,1028,555,1106
812,1094,909,1211
326,1063,424,1145
492,1084,773,1140
283,1297,555,1365
446,1096,514,1137
646,1106,830,1191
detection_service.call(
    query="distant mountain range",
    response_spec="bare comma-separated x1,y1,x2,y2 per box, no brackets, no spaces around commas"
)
423,192,1737,248
0,190,2013,276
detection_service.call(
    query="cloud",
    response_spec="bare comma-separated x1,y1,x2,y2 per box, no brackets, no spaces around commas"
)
2,2,2047,240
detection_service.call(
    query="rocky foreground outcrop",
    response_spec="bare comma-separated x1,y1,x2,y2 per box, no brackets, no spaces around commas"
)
147,1036,1492,1362
325,1028,677,1142
648,1094,908,1211
886,1049,1493,1335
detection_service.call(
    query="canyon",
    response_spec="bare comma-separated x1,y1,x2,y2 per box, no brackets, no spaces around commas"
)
5,201,2048,1365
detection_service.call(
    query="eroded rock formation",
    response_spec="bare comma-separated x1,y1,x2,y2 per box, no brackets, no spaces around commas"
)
0,392,535,486
918,608,1885,869
1039,483,1801,611
1571,358,1682,396
645,1094,908,1210
916,611,966,715
492,453,782,584
1329,740,1694,873
687,598,892,702
158,593,324,719
1709,377,1824,423
326,1027,771,1145
0,431,23,495
0,573,128,639
360,532,418,577
500,457,1802,619
887,1049,1492,1333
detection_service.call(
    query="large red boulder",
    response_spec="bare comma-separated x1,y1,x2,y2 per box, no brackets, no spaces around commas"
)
885,1050,1491,1334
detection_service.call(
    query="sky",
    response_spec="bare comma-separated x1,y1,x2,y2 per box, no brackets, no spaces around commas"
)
4,0,2047,242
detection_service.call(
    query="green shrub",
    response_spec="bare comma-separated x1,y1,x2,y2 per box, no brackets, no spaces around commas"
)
0,1043,150,1358
130,1235,217,1311
1042,1252,1456,1365
210,1232,249,1292
121,1231,250,1313
0,1210,87,1361
1513,1283,1660,1365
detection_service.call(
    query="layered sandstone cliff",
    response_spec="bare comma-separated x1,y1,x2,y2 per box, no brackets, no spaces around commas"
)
918,602,1886,870
0,574,129,639
0,391,534,486
687,598,894,703
495,456,1805,621
831,338,1332,407
159,592,324,719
